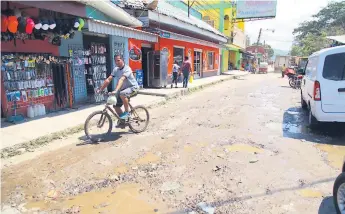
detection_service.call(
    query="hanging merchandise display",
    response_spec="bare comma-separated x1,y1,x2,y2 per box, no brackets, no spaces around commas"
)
1,4,85,46
84,43,108,103
1,53,54,120
68,44,88,103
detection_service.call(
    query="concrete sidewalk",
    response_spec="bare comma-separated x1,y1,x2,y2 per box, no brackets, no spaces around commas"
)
1,72,248,151
139,71,248,98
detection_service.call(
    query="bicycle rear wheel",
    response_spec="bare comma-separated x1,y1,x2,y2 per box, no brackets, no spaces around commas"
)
84,111,113,142
129,105,150,133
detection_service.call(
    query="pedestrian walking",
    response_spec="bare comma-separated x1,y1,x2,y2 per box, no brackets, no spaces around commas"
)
171,61,180,88
182,56,192,88
282,64,286,78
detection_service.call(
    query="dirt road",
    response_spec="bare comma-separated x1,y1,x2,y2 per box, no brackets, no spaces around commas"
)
2,73,345,214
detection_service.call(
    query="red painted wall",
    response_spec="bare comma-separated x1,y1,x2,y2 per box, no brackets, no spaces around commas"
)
1,40,59,56
157,38,219,75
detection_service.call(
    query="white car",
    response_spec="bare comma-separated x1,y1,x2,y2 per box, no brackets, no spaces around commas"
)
301,45,345,126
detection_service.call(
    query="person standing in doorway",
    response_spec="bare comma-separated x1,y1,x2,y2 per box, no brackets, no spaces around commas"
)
182,56,192,88
171,60,180,88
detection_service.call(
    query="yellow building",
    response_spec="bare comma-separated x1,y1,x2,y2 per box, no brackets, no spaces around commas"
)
190,0,246,71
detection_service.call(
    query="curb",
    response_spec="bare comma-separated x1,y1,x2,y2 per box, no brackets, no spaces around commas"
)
0,73,248,159
138,73,248,99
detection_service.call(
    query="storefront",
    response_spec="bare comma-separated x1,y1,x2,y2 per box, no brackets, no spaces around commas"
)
156,31,220,79
223,44,242,70
66,19,157,102
1,1,87,119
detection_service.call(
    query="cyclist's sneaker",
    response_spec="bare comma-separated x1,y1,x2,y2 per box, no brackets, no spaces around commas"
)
115,121,126,129
120,112,130,120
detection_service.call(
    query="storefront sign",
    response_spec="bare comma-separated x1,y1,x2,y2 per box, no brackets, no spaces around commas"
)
236,0,277,19
160,31,170,38
135,69,143,87
128,39,142,71
129,45,142,61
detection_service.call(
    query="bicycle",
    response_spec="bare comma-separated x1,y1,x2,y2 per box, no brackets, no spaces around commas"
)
84,91,149,142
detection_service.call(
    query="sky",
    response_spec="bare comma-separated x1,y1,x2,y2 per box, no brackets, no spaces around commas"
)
245,0,332,51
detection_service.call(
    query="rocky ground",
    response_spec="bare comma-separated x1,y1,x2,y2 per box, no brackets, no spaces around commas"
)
2,73,345,214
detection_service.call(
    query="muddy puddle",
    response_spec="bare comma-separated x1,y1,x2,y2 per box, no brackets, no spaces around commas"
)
24,183,165,213
224,144,263,153
298,189,323,198
315,144,345,168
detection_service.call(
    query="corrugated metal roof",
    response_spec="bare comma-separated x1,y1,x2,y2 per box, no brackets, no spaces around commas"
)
87,19,158,42
117,0,226,38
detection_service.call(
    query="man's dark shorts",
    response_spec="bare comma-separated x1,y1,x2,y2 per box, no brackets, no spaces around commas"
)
113,87,138,108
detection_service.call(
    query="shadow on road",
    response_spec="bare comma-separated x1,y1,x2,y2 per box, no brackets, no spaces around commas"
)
282,106,345,146
167,177,335,214
318,196,337,214
76,131,130,146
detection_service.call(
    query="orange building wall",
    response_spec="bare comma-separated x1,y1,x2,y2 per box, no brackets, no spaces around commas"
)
157,38,219,75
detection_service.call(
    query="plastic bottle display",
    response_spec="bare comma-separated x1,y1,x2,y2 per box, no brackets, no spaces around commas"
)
27,105,34,118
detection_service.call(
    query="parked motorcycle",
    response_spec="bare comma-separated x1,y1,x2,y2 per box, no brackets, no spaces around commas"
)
289,68,305,89
289,74,304,89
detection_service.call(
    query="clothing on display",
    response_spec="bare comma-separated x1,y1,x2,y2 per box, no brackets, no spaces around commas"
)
84,43,108,102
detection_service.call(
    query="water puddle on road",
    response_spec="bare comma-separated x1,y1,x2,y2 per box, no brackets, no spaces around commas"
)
315,144,345,168
224,144,263,153
266,122,309,135
25,183,162,214
298,189,323,198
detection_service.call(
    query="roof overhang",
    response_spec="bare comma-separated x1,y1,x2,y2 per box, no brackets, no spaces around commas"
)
327,35,345,44
75,0,143,27
148,11,228,44
159,30,223,48
87,19,158,42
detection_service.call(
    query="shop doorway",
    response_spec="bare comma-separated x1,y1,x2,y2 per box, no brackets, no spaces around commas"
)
83,34,111,96
193,50,202,79
141,45,153,88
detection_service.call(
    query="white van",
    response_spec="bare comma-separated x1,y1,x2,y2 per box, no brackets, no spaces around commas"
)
301,45,345,126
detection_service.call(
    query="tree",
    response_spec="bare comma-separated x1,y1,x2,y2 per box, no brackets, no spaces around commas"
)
290,45,302,56
266,44,274,58
292,0,345,56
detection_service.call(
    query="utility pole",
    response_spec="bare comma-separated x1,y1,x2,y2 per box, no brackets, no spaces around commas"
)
257,28,262,45
187,0,195,17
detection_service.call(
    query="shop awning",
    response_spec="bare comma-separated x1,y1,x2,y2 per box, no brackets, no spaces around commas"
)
224,44,241,51
76,0,143,27
87,19,158,42
159,30,223,48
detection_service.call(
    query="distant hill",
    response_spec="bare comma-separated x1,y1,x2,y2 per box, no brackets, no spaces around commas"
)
272,49,289,60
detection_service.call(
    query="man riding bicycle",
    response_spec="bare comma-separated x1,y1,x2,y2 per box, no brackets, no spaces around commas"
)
97,54,139,120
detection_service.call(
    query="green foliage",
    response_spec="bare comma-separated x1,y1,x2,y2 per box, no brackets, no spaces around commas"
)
292,0,345,56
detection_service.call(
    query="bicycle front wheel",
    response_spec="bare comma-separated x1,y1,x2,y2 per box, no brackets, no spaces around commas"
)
84,111,113,142
129,105,150,133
